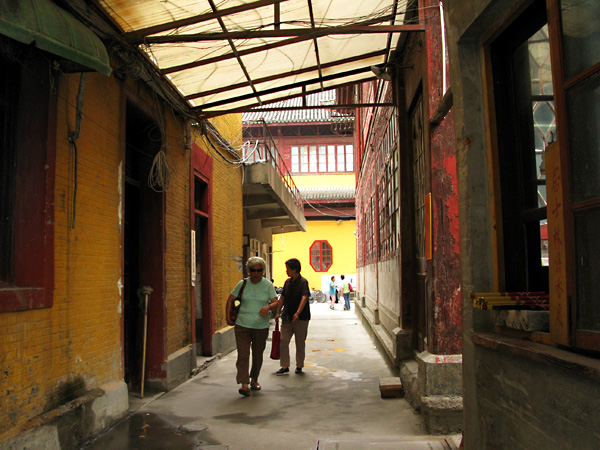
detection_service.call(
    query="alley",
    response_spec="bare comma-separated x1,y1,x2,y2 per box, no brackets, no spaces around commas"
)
81,302,459,450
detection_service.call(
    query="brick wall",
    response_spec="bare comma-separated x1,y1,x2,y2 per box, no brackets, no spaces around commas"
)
193,115,244,331
0,71,123,441
164,113,192,356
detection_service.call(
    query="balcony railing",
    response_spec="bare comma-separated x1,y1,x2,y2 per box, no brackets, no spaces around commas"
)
242,119,304,212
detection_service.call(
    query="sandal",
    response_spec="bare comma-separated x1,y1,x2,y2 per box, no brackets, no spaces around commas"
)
238,384,250,397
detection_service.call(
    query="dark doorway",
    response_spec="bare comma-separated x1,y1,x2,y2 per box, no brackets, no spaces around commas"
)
194,176,210,355
123,100,166,389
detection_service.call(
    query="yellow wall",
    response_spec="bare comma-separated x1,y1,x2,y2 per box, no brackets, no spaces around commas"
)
0,71,124,440
0,68,197,442
272,220,357,292
292,173,355,188
193,115,244,331
164,111,191,356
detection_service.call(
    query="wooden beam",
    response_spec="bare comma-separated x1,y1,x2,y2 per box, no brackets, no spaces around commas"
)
430,87,453,125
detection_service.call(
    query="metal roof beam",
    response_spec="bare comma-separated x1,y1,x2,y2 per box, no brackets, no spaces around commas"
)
196,66,373,111
144,24,424,44
307,0,324,91
126,0,290,43
199,77,382,117
207,0,261,105
184,49,387,101
245,103,394,112
161,15,401,74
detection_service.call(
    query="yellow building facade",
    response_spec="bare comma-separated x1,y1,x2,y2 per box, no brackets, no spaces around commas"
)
272,174,357,293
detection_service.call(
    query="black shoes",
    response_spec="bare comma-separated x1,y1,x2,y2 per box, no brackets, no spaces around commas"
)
276,367,303,375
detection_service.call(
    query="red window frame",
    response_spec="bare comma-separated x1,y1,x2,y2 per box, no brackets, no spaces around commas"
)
0,49,55,313
310,240,333,272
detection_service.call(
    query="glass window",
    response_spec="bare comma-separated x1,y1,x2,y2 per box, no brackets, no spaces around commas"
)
291,146,299,173
309,146,317,172
337,145,345,172
310,240,333,272
300,146,308,172
567,74,600,204
346,144,354,172
318,145,326,172
560,0,600,80
327,145,336,172
574,208,600,332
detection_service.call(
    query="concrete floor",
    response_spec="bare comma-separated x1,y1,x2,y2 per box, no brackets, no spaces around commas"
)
81,302,460,450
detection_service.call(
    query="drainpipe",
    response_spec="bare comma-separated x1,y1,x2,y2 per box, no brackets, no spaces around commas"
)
68,72,86,228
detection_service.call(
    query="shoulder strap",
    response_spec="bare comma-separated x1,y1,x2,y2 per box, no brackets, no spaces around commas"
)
237,278,248,301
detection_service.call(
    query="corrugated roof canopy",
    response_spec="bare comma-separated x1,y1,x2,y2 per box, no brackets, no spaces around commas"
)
97,0,420,117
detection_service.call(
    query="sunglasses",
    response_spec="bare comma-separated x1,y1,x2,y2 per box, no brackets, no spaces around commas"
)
249,268,263,273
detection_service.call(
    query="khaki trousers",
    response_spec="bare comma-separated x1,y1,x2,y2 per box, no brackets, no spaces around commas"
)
280,318,309,369
234,325,269,384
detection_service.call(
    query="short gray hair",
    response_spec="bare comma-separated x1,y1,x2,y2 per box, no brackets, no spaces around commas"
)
246,256,266,271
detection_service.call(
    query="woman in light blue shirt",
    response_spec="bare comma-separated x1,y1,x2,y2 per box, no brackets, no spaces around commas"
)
226,257,278,397
329,276,337,310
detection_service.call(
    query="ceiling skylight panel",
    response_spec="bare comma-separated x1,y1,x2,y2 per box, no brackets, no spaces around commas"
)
309,0,396,26
277,0,312,29
319,54,386,77
188,85,256,108
169,59,248,94
99,0,213,32
239,40,314,79
221,4,274,32
316,34,388,63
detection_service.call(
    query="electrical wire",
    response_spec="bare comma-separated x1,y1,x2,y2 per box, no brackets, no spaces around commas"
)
303,198,356,218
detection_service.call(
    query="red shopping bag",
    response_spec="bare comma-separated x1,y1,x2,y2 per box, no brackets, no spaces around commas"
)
270,319,281,360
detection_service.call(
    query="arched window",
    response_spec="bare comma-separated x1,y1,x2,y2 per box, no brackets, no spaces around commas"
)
310,240,333,272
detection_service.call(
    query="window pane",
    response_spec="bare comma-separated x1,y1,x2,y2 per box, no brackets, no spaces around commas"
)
310,244,320,271
574,208,600,331
346,144,354,172
529,26,553,96
567,74,600,204
337,145,345,172
318,145,326,172
309,146,317,172
291,146,299,173
328,145,336,172
540,220,548,266
560,0,600,80
300,146,308,172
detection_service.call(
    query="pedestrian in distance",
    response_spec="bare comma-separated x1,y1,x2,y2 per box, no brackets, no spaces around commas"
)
329,275,337,310
340,275,351,310
275,258,311,375
226,256,278,397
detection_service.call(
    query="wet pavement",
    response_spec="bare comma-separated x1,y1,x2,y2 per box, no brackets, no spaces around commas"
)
81,302,460,450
